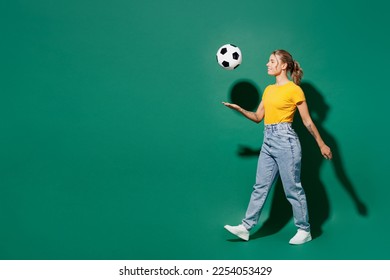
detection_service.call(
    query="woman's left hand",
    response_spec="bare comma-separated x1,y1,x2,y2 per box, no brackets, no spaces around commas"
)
320,144,332,160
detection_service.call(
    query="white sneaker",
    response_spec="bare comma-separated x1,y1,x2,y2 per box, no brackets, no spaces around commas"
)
289,229,312,245
224,224,250,241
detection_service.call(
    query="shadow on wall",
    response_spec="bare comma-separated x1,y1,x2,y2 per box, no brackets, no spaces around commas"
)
229,80,368,239
230,79,261,112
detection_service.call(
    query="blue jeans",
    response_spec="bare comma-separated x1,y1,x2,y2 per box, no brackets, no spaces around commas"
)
242,122,310,232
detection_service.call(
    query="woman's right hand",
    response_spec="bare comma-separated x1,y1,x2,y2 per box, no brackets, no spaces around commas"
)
222,101,264,123
222,102,242,112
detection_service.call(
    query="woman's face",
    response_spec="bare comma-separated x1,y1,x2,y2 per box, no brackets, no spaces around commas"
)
266,54,285,76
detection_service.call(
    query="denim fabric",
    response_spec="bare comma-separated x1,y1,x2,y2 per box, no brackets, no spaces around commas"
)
242,122,310,232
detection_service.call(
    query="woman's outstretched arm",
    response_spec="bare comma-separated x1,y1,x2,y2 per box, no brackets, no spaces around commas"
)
222,100,265,124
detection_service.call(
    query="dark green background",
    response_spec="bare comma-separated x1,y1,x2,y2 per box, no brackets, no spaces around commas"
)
1,0,389,259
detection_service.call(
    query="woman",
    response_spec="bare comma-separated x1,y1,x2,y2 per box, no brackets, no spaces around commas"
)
222,50,332,245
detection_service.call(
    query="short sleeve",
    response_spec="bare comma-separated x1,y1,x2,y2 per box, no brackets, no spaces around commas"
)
291,85,306,104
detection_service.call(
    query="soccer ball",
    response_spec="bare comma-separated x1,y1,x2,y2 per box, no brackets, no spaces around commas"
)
216,44,242,70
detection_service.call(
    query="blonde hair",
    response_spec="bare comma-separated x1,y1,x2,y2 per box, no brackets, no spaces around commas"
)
272,50,303,85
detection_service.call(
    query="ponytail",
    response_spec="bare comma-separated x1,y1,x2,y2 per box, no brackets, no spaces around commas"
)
291,60,303,85
272,50,304,85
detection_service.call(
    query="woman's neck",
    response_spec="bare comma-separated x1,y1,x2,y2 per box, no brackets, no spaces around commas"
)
275,74,290,86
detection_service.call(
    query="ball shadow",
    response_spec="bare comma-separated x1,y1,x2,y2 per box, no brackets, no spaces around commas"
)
229,80,261,112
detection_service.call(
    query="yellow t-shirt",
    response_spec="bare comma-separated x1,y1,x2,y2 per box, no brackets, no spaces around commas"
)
262,81,305,125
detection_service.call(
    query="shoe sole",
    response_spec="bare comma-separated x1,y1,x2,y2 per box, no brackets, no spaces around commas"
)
224,225,249,241
289,236,312,245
